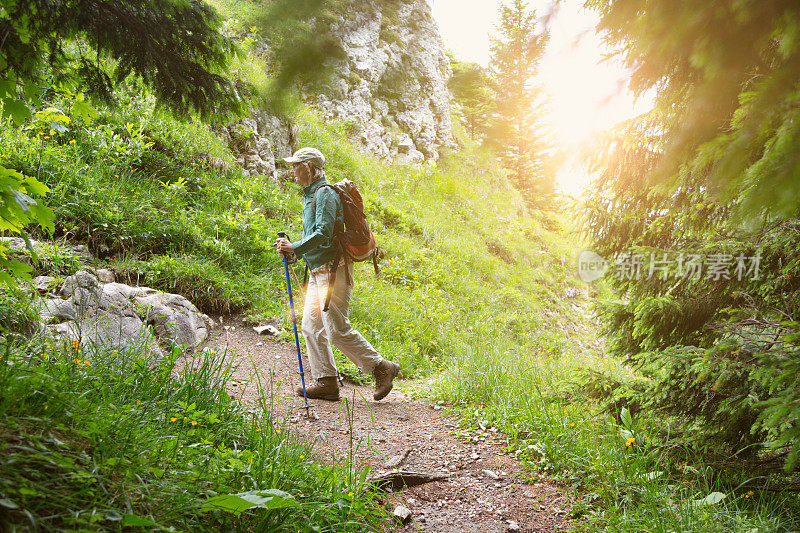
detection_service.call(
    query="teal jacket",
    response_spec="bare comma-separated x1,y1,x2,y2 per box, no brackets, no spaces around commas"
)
291,176,343,270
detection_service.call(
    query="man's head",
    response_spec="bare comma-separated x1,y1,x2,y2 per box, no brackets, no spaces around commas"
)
284,147,325,187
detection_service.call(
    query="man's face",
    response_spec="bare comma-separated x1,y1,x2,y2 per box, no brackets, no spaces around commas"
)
291,161,313,186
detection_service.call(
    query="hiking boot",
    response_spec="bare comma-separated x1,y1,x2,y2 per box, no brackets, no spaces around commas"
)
373,360,400,401
297,376,339,401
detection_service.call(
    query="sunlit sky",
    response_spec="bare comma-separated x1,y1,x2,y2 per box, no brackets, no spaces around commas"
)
428,0,654,195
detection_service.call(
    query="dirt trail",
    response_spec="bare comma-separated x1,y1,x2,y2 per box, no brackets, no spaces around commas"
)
204,315,572,532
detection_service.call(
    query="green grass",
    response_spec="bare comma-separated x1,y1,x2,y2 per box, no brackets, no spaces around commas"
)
0,332,384,531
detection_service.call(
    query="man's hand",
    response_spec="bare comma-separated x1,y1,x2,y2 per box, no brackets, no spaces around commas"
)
275,237,294,255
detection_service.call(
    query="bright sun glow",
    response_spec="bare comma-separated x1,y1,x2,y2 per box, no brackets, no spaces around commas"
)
429,0,654,196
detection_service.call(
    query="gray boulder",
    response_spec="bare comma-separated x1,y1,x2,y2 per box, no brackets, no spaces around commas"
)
62,270,103,317
40,298,77,324
134,293,213,350
50,313,161,359
33,275,57,292
102,282,157,300
41,270,213,356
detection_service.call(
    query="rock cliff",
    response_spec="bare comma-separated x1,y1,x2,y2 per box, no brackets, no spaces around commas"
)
225,0,455,176
313,0,455,164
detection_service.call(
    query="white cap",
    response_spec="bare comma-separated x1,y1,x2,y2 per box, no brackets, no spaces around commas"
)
283,147,325,169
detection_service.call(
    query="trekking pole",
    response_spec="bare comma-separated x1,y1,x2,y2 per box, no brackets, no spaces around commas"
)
277,232,314,419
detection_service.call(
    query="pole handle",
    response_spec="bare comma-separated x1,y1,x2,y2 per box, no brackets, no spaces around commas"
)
277,231,297,264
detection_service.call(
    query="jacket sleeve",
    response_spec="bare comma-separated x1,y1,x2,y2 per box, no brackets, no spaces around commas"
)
292,187,338,257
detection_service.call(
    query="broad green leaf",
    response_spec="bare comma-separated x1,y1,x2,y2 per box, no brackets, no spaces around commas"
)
620,407,633,430
21,174,50,196
23,82,41,102
692,491,727,506
239,489,299,510
0,498,19,509
29,202,56,233
199,494,256,514
200,489,299,514
2,97,31,125
73,99,99,125
0,269,14,286
10,187,34,212
0,77,15,97
120,514,157,526
46,120,69,133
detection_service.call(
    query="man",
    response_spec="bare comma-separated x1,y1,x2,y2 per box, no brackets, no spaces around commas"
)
275,147,400,401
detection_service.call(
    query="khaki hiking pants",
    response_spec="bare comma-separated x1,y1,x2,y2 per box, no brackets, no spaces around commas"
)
301,263,383,380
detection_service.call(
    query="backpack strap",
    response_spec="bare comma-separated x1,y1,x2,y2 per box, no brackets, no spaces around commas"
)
311,183,335,213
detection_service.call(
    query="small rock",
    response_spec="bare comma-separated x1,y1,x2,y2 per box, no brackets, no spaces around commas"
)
253,324,280,336
255,342,263,346
393,505,412,524
507,520,520,532
483,469,499,480
523,491,536,499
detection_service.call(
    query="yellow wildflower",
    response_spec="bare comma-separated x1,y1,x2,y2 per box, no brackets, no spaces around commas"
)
348,492,354,497
191,420,198,426
136,400,142,406
83,360,90,366
72,340,80,349
170,417,177,422
626,437,635,447
69,139,76,144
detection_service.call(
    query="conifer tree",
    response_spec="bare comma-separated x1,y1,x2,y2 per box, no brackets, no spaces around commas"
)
448,59,494,140
486,0,554,207
584,0,800,472
0,0,246,121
